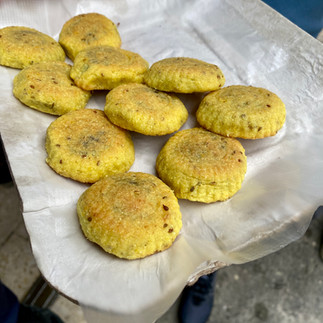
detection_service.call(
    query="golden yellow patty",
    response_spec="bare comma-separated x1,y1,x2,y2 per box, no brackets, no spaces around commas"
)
0,26,65,69
13,61,91,115
59,13,121,61
144,57,225,93
45,109,135,183
104,83,188,136
70,45,149,91
156,128,247,203
77,172,182,259
196,85,286,139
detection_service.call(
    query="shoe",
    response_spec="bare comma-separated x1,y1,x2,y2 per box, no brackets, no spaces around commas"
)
178,272,216,323
314,206,323,261
17,304,64,323
320,232,323,262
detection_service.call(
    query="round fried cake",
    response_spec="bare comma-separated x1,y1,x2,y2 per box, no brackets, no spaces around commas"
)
45,109,135,183
156,128,247,203
0,26,65,69
59,13,121,61
104,83,188,136
196,85,286,139
13,61,91,115
70,45,149,91
144,57,225,93
77,172,182,259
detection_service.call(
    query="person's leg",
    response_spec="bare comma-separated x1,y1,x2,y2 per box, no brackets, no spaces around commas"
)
0,281,64,323
0,281,20,323
178,272,216,323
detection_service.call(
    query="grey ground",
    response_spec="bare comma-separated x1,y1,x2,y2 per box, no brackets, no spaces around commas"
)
157,209,323,323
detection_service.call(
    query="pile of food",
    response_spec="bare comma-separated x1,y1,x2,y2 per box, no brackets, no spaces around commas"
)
0,12,286,259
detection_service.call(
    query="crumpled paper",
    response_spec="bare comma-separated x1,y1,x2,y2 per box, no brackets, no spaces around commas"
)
1,0,323,322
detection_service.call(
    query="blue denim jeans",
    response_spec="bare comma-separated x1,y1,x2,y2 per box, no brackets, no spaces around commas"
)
263,0,323,37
